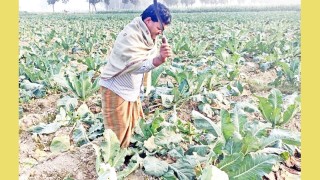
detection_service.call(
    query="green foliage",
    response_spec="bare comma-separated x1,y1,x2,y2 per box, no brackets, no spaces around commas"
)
72,123,90,146
151,66,165,86
19,80,46,102
228,153,279,180
255,89,300,128
64,72,100,101
30,122,61,134
93,129,140,180
50,135,71,153
272,58,300,87
192,110,221,137
19,11,300,179
191,106,300,179
143,156,169,177
80,56,104,71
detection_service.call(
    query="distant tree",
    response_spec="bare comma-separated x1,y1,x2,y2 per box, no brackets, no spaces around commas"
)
88,0,102,12
130,0,140,8
103,0,110,10
163,0,179,7
122,0,129,8
181,0,196,7
47,0,68,13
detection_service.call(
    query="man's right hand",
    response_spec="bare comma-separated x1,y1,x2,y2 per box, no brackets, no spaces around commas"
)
153,38,172,67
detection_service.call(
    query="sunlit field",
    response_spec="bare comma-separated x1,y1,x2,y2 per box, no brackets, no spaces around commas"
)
19,7,301,179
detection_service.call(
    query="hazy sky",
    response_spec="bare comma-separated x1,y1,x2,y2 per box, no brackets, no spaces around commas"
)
19,0,300,13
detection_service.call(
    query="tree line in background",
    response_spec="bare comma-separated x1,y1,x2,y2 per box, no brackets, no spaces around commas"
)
46,0,256,12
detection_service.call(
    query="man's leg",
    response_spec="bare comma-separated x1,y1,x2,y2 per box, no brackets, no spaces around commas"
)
101,86,141,148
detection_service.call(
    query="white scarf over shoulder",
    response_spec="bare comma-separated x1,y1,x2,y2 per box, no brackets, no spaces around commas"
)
101,17,157,80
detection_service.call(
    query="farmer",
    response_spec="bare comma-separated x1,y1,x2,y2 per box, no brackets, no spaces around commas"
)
99,3,172,148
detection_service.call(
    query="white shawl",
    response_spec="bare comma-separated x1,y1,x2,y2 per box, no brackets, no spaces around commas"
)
101,17,158,80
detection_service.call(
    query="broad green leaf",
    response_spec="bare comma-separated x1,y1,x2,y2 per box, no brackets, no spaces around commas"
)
227,85,241,96
151,116,164,134
256,96,274,125
163,170,177,180
235,81,243,94
212,137,225,155
30,122,61,134
168,147,184,159
195,73,207,94
198,103,214,118
192,110,221,137
177,120,195,135
241,132,261,155
169,157,196,180
256,147,286,156
260,129,300,148
280,104,298,126
170,154,207,179
221,109,235,140
230,107,248,134
76,103,91,118
165,69,179,83
178,79,189,94
101,129,128,169
224,136,243,155
154,126,183,146
57,96,78,112
185,145,210,157
50,135,70,153
66,75,76,92
151,66,164,86
88,121,104,140
280,151,291,161
290,58,300,72
172,87,181,102
75,78,82,98
229,153,279,180
117,154,141,179
138,119,153,140
243,120,270,138
111,148,127,169
268,89,283,109
270,107,282,127
277,61,291,76
218,153,244,172
73,123,89,146
92,78,100,92
143,156,169,177
65,72,99,100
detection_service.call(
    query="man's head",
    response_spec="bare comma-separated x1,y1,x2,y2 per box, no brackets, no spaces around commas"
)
141,3,171,40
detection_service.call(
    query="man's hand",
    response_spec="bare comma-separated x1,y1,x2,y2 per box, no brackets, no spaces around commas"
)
153,38,172,67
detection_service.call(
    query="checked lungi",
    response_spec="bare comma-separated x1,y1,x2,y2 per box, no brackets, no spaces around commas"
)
100,86,144,148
